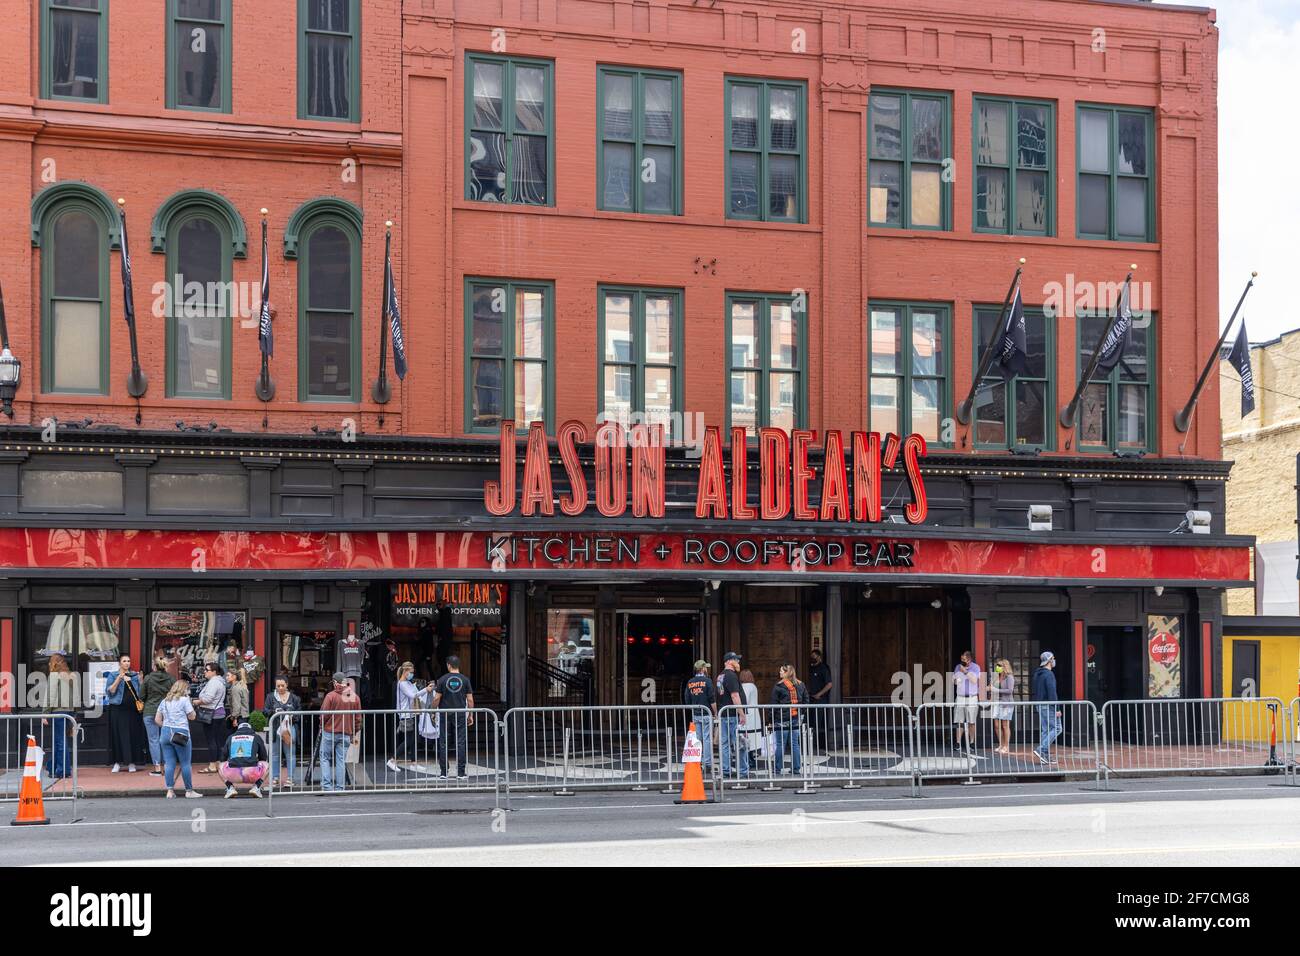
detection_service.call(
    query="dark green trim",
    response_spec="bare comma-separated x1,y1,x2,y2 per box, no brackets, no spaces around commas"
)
151,189,246,257
297,0,360,122
283,196,362,259
866,300,952,447
39,197,111,396
40,0,109,104
163,208,233,400
463,278,556,434
971,95,1054,237
596,285,685,433
1075,103,1156,243
165,0,232,112
464,53,555,207
32,181,120,250
723,291,807,435
296,213,362,402
723,77,807,223
971,304,1056,452
1074,309,1157,454
868,88,952,231
595,66,683,215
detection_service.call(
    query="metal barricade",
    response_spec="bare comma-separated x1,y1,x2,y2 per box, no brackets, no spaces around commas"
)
0,713,79,820
1291,698,1299,780
265,707,501,816
502,706,700,799
1099,697,1290,784
914,700,1100,787
715,702,915,800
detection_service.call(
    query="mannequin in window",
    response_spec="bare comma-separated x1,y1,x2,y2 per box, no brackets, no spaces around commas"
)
336,631,367,684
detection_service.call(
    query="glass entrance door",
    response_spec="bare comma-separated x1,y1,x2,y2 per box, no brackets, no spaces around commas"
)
620,612,698,705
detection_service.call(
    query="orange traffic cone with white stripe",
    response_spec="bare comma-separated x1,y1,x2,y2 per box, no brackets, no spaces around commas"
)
674,721,713,804
11,735,50,826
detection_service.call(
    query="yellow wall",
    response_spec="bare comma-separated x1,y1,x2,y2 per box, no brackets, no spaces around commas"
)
1221,634,1300,741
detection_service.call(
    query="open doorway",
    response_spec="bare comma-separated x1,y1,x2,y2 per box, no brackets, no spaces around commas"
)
620,612,697,705
1086,625,1144,707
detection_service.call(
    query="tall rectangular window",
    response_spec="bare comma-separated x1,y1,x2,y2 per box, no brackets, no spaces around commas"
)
1077,105,1154,241
299,0,359,121
466,54,553,206
168,0,230,112
726,78,805,222
599,287,682,429
869,90,951,229
868,303,949,443
728,294,804,435
598,67,681,215
974,97,1052,235
466,279,553,432
42,0,107,103
973,305,1053,450
1077,311,1154,452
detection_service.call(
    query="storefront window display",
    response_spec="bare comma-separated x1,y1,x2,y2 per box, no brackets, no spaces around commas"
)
25,612,122,710
547,609,594,697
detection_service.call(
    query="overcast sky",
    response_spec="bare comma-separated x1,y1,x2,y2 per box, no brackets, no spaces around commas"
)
1159,0,1299,341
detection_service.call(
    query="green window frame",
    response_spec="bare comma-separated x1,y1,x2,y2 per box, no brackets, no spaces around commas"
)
869,89,952,230
725,78,806,223
296,213,361,402
726,292,806,436
465,279,555,433
1076,104,1155,242
867,301,951,445
298,0,359,122
164,209,233,399
166,0,231,112
41,0,109,103
597,67,682,215
1075,309,1155,453
973,96,1053,236
598,286,684,432
971,304,1055,451
465,54,554,206
39,198,111,395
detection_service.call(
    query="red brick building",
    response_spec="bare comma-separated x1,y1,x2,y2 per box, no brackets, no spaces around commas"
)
0,1,1249,758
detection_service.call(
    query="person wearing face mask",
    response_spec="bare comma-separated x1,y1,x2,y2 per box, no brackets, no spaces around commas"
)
990,659,1016,755
1032,651,1062,765
388,661,433,774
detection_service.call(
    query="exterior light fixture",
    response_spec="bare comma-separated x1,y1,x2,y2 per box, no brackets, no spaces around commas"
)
1027,504,1053,532
1184,510,1211,535
1154,585,1165,597
0,283,19,417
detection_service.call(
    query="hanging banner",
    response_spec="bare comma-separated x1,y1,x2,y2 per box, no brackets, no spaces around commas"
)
1147,614,1182,699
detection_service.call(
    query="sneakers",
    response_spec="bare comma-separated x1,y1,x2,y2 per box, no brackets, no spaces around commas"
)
127,764,138,773
224,786,236,799
165,790,175,799
184,790,203,799
250,785,263,799
386,759,400,773
110,763,121,773
149,769,163,777
1034,750,1049,765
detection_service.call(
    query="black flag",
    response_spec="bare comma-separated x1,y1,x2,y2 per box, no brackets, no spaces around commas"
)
384,237,406,380
1227,318,1255,417
258,218,272,357
119,209,136,329
1094,279,1132,374
996,284,1027,379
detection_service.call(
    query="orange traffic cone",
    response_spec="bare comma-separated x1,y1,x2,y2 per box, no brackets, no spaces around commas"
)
12,735,50,826
674,721,713,805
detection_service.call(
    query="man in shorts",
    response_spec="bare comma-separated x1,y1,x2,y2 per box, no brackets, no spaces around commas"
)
952,650,982,752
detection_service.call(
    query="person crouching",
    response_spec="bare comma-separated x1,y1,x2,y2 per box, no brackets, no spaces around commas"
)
220,718,270,798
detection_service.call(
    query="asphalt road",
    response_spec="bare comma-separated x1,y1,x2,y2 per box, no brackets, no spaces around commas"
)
3,776,1298,867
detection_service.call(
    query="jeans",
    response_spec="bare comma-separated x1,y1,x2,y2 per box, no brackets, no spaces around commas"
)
161,729,194,791
691,711,714,770
437,713,468,776
143,716,162,766
271,724,297,783
320,731,350,791
720,715,749,778
775,721,802,774
1036,705,1063,757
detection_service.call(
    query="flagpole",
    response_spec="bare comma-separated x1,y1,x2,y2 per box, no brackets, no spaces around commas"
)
1059,266,1136,430
1173,272,1257,433
955,258,1024,426
255,209,276,403
118,198,148,400
371,221,393,405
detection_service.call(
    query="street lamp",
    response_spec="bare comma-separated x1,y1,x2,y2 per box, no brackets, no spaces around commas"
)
0,283,20,417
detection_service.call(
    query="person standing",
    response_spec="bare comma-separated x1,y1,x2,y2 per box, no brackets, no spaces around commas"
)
807,649,834,743
389,661,432,774
952,650,982,752
990,659,1016,754
716,652,749,781
740,669,763,767
141,656,173,776
319,672,363,792
430,656,475,779
103,654,142,773
196,662,229,774
263,676,302,790
682,660,716,773
228,668,250,730
771,665,808,775
1032,651,1062,765
154,679,202,799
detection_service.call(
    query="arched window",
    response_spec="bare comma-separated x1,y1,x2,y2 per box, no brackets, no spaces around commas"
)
166,210,231,398
298,216,359,401
40,200,110,394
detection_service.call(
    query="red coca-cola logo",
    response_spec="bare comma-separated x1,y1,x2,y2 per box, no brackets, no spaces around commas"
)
1149,636,1179,665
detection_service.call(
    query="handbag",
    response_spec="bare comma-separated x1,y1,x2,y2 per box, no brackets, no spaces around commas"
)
418,711,441,740
170,729,189,746
124,675,144,714
196,706,214,724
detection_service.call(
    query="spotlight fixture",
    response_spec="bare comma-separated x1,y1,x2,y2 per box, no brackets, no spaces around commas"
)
1154,585,1165,597
930,598,943,609
1027,504,1053,532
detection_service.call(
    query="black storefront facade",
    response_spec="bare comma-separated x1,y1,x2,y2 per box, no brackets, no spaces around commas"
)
0,426,1251,758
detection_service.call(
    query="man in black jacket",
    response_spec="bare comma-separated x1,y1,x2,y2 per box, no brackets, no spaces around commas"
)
1032,651,1062,765
221,718,270,798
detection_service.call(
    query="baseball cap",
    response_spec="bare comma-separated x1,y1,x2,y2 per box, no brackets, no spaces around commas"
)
1040,651,1055,665
723,651,741,663
693,659,709,671
332,671,348,683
